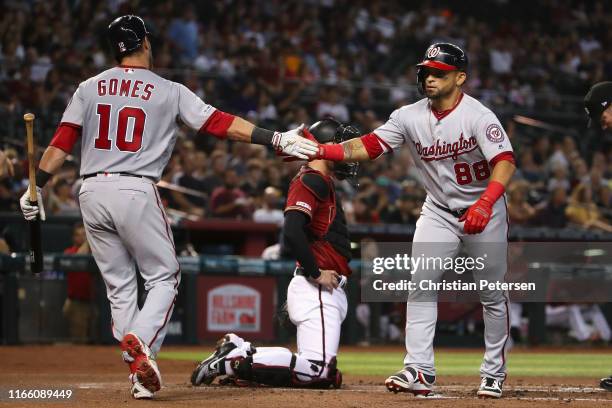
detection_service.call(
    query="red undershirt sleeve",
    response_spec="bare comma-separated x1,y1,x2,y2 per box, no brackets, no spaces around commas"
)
489,151,515,167
198,110,236,140
49,122,82,154
360,133,390,160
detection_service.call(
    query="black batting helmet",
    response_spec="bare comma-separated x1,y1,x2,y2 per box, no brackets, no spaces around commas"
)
108,15,149,62
309,118,360,182
584,81,612,128
416,43,468,94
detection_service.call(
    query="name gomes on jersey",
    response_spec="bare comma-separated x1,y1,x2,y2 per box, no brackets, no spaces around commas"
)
97,78,154,101
414,133,478,161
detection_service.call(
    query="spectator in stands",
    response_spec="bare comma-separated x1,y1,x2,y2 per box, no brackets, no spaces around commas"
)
507,180,537,225
63,223,95,342
561,136,581,168
352,87,374,128
253,186,284,226
0,149,16,211
316,86,349,123
532,136,551,168
548,139,570,172
0,149,14,251
589,169,610,209
8,157,28,197
566,183,612,232
351,196,379,223
570,158,590,187
48,179,79,216
210,169,253,219
173,151,207,217
547,164,570,193
240,159,267,197
517,149,545,186
167,6,199,62
202,150,227,196
0,150,14,179
231,82,258,116
537,186,568,228
489,39,513,75
266,163,286,192
257,91,279,125
381,193,420,225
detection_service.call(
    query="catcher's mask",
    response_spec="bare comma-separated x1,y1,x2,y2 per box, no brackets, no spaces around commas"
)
308,118,360,182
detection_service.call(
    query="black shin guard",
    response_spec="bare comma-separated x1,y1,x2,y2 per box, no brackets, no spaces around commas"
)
234,355,340,389
233,355,294,387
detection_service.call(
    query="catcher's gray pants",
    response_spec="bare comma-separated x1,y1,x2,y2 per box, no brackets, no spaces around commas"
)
404,197,509,381
78,174,180,355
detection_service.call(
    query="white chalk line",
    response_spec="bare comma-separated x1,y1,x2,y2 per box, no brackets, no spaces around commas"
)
354,384,608,393
75,382,612,402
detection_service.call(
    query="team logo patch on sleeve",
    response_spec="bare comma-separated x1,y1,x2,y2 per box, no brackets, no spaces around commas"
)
296,201,312,211
486,124,505,143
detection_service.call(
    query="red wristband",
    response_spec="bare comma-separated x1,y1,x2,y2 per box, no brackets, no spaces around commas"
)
319,144,345,161
481,180,505,204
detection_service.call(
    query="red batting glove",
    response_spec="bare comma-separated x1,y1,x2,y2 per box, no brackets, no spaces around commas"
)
459,181,505,234
459,196,493,234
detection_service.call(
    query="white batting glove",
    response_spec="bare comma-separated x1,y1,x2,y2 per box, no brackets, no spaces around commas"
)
272,124,319,160
19,186,45,221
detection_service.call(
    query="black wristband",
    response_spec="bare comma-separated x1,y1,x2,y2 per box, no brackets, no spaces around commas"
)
251,127,276,146
35,169,52,188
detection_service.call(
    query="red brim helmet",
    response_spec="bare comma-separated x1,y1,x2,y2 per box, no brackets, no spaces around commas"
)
416,43,468,94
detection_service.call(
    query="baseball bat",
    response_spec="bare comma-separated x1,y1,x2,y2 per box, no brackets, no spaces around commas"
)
24,113,43,275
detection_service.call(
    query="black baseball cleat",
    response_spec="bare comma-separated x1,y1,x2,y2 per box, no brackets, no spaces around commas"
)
328,357,342,389
477,377,503,398
601,376,612,391
385,367,435,396
191,333,242,386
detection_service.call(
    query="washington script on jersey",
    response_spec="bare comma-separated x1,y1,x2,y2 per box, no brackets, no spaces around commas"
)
414,133,478,161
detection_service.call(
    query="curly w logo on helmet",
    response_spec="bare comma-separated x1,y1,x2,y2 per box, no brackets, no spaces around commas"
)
427,46,441,58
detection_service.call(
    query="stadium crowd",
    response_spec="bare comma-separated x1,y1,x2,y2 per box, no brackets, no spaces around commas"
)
0,0,611,232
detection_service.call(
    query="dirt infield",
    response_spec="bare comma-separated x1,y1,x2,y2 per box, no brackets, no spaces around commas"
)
0,345,610,407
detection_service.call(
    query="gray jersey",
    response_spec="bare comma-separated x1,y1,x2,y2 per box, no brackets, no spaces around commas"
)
374,93,513,210
61,66,216,181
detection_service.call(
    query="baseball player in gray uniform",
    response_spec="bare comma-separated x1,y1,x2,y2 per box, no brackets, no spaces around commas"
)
307,43,516,398
584,81,612,392
19,15,317,399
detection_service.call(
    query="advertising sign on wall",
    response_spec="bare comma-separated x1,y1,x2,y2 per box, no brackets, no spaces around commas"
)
197,276,276,340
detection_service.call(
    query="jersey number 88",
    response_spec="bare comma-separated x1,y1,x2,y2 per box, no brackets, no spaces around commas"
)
454,160,490,185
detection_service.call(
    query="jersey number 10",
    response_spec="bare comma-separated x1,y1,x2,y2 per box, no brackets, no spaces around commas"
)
95,104,146,152
454,160,490,185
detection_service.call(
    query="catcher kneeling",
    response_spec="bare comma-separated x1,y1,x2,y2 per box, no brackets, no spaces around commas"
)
191,119,359,389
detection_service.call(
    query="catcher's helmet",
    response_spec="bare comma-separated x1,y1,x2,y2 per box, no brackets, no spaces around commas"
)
416,42,468,94
309,118,360,182
108,15,149,61
584,81,612,128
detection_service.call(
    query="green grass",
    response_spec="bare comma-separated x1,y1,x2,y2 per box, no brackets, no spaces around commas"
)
159,350,611,378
